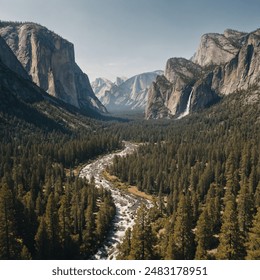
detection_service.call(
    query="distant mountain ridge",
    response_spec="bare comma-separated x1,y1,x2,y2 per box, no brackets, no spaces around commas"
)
92,71,163,112
146,28,260,119
0,21,106,114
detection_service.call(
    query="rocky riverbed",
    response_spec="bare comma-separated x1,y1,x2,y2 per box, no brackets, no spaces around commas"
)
79,142,151,259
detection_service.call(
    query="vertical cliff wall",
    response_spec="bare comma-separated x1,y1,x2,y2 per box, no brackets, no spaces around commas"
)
0,22,106,113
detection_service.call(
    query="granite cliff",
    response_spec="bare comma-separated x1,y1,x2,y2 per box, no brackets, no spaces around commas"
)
146,28,260,119
0,21,106,114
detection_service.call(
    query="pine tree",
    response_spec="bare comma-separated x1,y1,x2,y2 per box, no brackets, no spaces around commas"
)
58,194,72,257
81,201,96,257
237,182,254,234
195,209,212,260
166,194,195,260
0,183,21,259
44,192,60,258
129,205,156,260
34,216,49,259
205,184,221,234
246,207,260,259
216,195,245,259
117,228,132,260
20,245,32,260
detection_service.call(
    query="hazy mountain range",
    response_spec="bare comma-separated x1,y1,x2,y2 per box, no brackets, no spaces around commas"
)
92,71,163,112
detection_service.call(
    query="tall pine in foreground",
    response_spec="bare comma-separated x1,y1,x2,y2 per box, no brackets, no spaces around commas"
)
166,194,195,260
195,209,212,260
246,207,260,259
0,183,21,259
216,195,246,259
129,205,157,260
116,228,132,260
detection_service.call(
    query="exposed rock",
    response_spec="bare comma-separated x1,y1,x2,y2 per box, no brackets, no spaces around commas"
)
0,53,43,105
91,77,115,102
192,29,246,67
145,75,172,119
146,58,202,118
146,28,260,119
0,21,106,113
94,71,162,112
115,76,127,86
0,35,29,80
211,30,260,94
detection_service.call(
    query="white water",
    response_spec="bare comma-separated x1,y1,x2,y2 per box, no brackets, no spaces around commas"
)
177,88,193,119
79,142,151,259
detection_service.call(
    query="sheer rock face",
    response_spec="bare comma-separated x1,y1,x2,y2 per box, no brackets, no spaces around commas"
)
0,34,44,104
146,58,203,119
146,28,260,119
0,22,106,113
211,31,260,94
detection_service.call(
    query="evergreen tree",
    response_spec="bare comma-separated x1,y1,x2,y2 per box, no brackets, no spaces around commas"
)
129,205,156,260
116,228,132,260
166,194,194,260
58,194,72,258
34,216,49,259
205,184,221,234
237,182,254,234
81,201,96,257
44,192,60,258
0,183,21,259
195,209,212,260
246,207,260,259
20,245,32,260
216,195,245,259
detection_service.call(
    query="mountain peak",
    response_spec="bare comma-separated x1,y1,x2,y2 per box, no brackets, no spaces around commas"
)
93,71,162,112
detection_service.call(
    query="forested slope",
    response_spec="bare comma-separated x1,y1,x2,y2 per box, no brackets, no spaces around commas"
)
110,87,260,259
0,98,121,259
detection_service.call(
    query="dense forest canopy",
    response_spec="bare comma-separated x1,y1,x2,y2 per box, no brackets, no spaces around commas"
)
0,86,259,259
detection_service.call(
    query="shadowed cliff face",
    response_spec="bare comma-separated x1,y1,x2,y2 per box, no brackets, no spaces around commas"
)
146,58,204,119
0,35,29,80
146,28,260,119
0,22,107,114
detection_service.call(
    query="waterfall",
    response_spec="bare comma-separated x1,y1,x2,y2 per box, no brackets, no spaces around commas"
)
177,88,193,119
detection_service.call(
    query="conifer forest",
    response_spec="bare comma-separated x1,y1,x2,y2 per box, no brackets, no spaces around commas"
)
1,86,259,260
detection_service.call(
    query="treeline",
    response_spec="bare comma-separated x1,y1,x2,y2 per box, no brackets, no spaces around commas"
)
0,127,121,259
113,89,260,259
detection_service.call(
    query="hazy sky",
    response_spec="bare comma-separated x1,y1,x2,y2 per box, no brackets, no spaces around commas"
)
1,0,260,81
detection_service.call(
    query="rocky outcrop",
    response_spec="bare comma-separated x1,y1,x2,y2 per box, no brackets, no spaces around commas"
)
210,30,260,94
0,21,106,113
0,43,43,105
92,77,115,102
146,58,204,119
192,29,247,67
146,28,260,119
94,71,162,112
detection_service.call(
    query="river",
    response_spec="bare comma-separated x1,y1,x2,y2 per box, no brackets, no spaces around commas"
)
79,141,151,260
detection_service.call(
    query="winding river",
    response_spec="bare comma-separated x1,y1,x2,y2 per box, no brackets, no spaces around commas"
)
79,142,151,260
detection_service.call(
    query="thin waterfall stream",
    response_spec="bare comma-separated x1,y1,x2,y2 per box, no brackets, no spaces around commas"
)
177,88,193,119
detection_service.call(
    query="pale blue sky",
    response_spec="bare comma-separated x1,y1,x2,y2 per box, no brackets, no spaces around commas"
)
0,0,260,81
